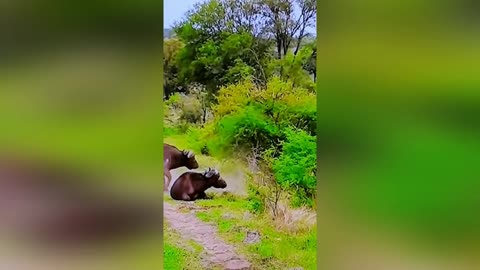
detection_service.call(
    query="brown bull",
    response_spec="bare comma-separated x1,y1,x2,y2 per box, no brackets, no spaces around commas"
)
163,143,199,191
170,168,227,201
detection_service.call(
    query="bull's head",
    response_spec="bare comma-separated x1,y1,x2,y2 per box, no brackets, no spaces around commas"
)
181,150,199,169
203,168,227,189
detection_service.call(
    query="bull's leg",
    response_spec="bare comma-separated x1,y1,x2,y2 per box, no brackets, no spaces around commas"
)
164,170,172,191
197,191,207,200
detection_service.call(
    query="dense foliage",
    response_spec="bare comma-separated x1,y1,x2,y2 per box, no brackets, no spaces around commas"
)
164,0,317,208
273,129,316,207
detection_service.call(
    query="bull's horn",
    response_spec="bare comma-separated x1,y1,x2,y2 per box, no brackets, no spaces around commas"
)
184,150,194,158
204,167,215,178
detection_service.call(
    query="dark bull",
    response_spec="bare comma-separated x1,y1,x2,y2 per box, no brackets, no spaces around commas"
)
170,167,227,201
163,143,199,191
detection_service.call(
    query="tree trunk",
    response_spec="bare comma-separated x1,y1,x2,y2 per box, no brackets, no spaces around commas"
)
276,37,282,59
163,85,171,99
202,108,207,124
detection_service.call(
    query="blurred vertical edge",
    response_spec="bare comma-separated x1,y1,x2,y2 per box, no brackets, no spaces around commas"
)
0,0,164,169
0,0,164,269
317,0,480,270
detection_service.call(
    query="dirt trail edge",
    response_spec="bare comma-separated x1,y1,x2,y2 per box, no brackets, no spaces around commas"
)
164,202,251,270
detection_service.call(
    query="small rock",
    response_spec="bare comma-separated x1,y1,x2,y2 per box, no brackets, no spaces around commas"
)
243,211,252,221
222,213,235,219
243,230,261,244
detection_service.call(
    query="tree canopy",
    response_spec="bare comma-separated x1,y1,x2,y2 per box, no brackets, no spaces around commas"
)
164,0,316,97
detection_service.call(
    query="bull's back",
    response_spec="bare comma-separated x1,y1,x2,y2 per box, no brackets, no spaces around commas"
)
164,144,176,168
163,144,180,160
169,172,196,199
163,143,175,156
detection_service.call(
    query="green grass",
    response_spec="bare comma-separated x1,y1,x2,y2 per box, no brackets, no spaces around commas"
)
163,243,193,270
196,194,317,270
164,222,204,270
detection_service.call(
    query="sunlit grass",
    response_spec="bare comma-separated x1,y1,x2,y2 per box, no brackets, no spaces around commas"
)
163,222,205,270
196,195,317,270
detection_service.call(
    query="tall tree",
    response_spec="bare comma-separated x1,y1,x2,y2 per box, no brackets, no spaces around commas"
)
164,38,184,98
174,0,273,93
260,0,316,58
222,0,268,37
169,0,315,97
303,38,316,82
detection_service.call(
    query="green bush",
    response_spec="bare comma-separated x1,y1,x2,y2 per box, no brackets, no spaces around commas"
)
184,127,204,153
246,182,264,214
216,104,282,152
179,95,203,124
163,126,178,137
213,79,255,118
255,77,317,135
272,128,317,207
176,121,190,134
266,48,316,91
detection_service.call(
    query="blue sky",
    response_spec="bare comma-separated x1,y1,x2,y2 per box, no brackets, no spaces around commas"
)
164,0,315,34
164,0,205,28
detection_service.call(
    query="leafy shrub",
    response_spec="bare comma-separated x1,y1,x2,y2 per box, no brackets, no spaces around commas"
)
216,104,281,152
272,128,316,207
180,95,203,123
184,127,204,153
190,122,226,158
176,121,191,134
163,126,178,137
165,92,182,107
290,188,313,208
224,59,255,83
213,79,255,118
164,91,205,129
278,85,317,135
201,145,209,155
266,48,316,91
254,77,317,135
246,182,264,214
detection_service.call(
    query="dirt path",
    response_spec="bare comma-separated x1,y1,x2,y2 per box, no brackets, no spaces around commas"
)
164,201,251,270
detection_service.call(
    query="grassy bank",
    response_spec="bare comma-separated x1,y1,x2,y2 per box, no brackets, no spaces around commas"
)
164,221,205,270
196,194,317,270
